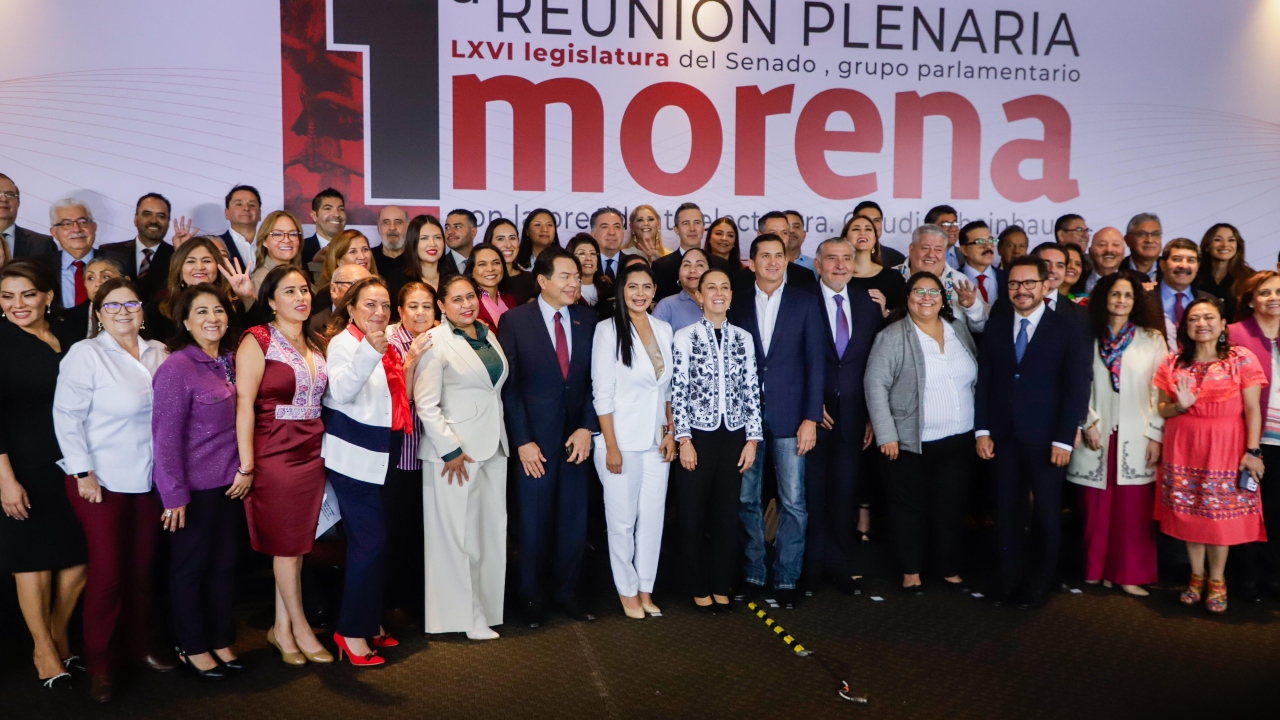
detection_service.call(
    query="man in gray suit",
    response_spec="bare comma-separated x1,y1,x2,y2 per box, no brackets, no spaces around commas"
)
0,173,57,260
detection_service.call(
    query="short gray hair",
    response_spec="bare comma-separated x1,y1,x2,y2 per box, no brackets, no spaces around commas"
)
48,198,94,226
911,223,948,247
815,236,855,258
1126,212,1160,235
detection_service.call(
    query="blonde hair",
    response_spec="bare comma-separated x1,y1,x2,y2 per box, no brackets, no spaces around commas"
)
625,204,668,258
315,229,380,290
254,210,305,270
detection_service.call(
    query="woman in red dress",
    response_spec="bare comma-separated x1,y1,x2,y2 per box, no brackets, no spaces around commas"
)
1155,297,1267,614
234,265,333,664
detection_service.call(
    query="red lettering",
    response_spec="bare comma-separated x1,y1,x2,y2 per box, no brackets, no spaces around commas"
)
893,91,981,200
452,74,604,192
620,83,723,195
735,85,795,196
794,89,883,200
467,40,484,58
990,95,1079,202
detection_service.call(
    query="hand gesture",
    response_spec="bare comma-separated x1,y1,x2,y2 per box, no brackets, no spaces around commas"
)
162,505,187,532
172,216,201,247
1173,376,1199,412
366,329,389,355
218,257,255,301
954,279,977,309
77,471,103,504
1,479,30,520
442,453,474,485
518,442,546,478
867,289,888,317
226,469,253,499
880,441,899,460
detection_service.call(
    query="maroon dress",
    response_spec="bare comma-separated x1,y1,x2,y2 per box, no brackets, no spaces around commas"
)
243,325,328,556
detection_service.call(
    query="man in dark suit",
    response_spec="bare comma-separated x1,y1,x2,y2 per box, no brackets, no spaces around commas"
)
741,212,819,296
975,256,1091,610
802,237,881,596
991,242,1089,332
44,199,100,311
301,187,348,268
498,248,600,626
958,221,999,315
1157,237,1214,334
652,202,728,300
730,233,825,609
1119,212,1162,283
219,184,262,272
98,193,176,302
0,173,57,261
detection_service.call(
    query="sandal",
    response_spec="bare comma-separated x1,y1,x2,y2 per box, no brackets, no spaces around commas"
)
1205,579,1228,614
1180,574,1205,605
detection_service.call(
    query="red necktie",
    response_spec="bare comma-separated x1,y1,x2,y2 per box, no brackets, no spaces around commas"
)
1174,292,1185,327
73,260,87,306
140,248,154,277
554,311,570,380
976,274,988,303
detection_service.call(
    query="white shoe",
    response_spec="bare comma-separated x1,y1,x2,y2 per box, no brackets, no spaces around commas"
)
466,627,499,641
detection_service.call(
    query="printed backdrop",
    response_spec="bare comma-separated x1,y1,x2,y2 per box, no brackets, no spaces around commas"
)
2,0,1279,259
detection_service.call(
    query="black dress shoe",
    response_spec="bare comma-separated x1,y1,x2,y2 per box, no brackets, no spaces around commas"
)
775,588,798,609
62,655,85,672
713,600,736,614
217,656,247,675
177,650,229,682
692,601,719,616
140,651,179,673
733,582,765,603
40,672,73,690
555,600,596,622
943,579,971,594
1261,580,1280,602
524,600,546,628
900,583,925,596
832,576,864,596
88,674,115,703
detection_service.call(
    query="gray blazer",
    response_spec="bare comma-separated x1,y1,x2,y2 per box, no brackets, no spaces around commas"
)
864,315,977,454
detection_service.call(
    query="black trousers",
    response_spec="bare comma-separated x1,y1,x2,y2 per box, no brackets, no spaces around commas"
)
994,438,1066,597
1233,444,1280,586
882,432,973,578
803,425,862,580
674,426,746,598
384,467,425,613
170,486,239,655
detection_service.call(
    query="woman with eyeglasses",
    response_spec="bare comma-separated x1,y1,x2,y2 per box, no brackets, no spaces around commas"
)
250,211,308,292
568,233,613,317
53,276,172,702
865,272,978,595
1,261,88,691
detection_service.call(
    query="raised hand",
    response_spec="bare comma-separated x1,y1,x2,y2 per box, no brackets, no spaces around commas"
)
955,279,977,309
1174,375,1200,411
366,329,389,354
218,257,255,301
172,216,201,247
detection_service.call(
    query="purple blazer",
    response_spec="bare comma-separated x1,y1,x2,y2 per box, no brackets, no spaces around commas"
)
1229,317,1274,419
151,344,239,508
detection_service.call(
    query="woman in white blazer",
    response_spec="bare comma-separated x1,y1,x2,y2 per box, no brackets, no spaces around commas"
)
322,276,416,666
413,275,510,640
1067,272,1167,596
592,264,676,619
53,277,169,695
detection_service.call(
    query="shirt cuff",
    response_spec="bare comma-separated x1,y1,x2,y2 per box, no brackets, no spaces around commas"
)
974,430,990,438
441,448,463,462
56,455,93,476
1051,442,1073,453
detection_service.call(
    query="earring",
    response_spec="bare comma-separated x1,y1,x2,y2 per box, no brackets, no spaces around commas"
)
140,320,146,329
45,306,51,315
1220,331,1228,344
96,322,103,332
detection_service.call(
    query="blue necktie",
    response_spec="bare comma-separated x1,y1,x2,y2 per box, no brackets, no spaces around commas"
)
1015,318,1030,363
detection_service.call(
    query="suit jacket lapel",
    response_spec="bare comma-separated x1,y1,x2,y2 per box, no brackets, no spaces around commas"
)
447,326,490,383
569,309,592,378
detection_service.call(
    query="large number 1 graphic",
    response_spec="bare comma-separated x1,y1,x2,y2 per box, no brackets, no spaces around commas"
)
330,0,439,201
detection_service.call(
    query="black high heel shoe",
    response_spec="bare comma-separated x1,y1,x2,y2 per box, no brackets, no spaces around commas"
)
176,647,229,682
40,672,73,690
216,655,246,675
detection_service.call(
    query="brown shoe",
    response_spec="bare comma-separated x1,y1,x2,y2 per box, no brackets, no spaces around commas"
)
88,674,115,703
139,651,179,673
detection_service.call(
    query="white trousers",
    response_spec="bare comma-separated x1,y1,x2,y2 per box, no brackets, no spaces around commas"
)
593,442,669,596
422,455,507,634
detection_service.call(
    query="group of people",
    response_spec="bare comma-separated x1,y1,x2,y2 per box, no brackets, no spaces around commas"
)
1,170,1276,703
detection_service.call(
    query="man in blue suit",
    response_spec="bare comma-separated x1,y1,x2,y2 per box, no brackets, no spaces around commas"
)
498,248,600,627
218,184,262,272
730,233,826,609
802,237,881,596
975,255,1091,610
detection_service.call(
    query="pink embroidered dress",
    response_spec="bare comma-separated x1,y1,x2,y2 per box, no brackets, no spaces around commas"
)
1153,347,1267,546
243,325,329,556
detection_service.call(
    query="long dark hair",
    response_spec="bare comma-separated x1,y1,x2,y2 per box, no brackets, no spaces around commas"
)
516,208,560,270
404,214,447,283
482,218,521,272
1061,243,1092,297
611,264,657,367
1087,271,1164,342
465,243,509,290
160,236,235,319
888,272,954,323
840,213,883,265
703,216,741,268
1196,222,1253,299
254,265,325,353
1175,296,1230,368
435,274,479,324
566,233,608,290
166,283,236,354
328,275,389,339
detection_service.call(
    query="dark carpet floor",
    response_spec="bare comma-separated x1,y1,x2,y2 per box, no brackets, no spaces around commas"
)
4,528,1280,720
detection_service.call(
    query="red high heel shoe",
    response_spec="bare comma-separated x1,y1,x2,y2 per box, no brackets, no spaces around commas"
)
332,633,385,667
371,633,399,649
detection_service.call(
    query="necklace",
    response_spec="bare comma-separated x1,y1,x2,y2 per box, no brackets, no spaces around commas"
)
272,322,306,349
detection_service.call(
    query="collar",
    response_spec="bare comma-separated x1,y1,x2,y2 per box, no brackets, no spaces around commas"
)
754,276,786,299
819,281,849,305
1046,289,1060,306
963,264,995,280
1014,300,1048,327
94,330,156,358
537,295,568,324
1161,282,1193,300
447,316,488,341
62,248,94,268
179,343,230,366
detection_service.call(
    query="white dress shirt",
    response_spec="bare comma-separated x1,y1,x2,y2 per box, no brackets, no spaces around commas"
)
819,282,851,346
754,280,785,356
1044,289,1061,312
60,249,95,308
962,264,998,304
580,283,598,306
600,251,622,278
537,295,572,361
133,236,161,272
449,247,468,268
227,228,257,272
53,332,169,493
912,321,977,441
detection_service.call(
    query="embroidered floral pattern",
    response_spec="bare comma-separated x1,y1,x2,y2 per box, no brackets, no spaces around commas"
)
261,325,327,420
671,319,763,439
1159,462,1261,521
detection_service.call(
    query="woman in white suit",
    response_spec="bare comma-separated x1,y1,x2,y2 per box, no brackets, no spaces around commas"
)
1067,271,1167,597
413,275,509,640
592,264,677,619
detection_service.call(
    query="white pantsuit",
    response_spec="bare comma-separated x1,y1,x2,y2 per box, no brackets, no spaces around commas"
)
591,317,674,596
413,320,509,635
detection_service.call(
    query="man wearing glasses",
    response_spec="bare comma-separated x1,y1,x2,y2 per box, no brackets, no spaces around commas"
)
958,220,1000,311
0,173,57,260
1054,214,1090,251
1120,212,1163,282
46,199,100,309
924,205,962,269
308,263,370,335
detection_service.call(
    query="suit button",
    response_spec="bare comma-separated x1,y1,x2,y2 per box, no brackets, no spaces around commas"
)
1014,374,1020,380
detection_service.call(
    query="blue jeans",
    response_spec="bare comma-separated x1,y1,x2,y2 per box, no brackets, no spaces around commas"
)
740,429,807,589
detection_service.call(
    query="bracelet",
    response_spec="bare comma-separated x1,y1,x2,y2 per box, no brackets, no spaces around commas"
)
237,467,254,476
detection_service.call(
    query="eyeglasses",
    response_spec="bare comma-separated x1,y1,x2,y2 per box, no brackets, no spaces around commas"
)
268,231,301,241
1007,279,1043,290
0,191,18,201
100,301,143,314
53,218,94,229
937,221,959,228
1065,226,1091,235
963,237,995,246
910,288,943,297
332,280,354,289
1130,230,1162,240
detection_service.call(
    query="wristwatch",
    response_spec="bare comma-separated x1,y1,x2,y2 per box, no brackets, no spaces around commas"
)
1246,448,1263,458
73,471,91,479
